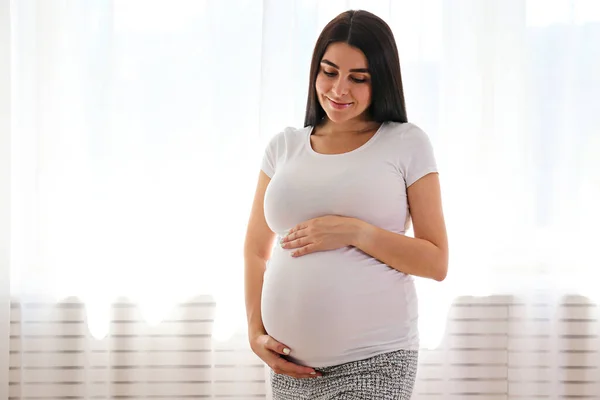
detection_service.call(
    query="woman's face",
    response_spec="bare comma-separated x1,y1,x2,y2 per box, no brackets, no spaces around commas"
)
315,42,372,124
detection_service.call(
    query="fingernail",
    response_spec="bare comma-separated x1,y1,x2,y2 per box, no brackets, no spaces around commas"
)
283,348,290,355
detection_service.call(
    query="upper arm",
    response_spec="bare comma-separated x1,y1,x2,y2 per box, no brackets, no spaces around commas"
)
244,170,277,261
407,173,449,266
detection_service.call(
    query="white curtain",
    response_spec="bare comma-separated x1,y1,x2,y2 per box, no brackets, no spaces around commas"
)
3,0,600,399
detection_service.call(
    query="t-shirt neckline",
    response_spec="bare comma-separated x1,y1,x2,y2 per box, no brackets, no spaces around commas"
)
305,122,387,157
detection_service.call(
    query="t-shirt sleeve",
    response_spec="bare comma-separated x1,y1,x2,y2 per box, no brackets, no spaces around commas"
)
402,125,439,187
260,131,285,178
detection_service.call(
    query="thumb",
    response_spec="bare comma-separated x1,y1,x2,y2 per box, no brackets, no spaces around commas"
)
265,336,292,356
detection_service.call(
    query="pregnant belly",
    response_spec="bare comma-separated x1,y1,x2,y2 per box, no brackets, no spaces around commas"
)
261,246,418,368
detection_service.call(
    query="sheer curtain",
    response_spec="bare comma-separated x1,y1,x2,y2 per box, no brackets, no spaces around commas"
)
1,3,11,399
3,0,600,399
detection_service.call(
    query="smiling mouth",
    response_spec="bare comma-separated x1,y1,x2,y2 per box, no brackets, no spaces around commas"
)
326,97,353,109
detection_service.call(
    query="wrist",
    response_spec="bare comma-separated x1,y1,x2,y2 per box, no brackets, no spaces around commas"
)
348,218,372,248
248,324,266,341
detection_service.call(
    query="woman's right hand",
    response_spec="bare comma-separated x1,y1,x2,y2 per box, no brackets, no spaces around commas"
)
250,333,321,379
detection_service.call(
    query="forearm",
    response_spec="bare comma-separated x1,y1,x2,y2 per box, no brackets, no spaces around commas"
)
351,219,448,281
244,253,268,339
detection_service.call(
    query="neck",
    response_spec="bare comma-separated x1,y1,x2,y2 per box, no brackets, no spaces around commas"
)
319,117,380,136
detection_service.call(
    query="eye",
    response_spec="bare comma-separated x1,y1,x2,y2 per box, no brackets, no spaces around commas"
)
351,77,368,83
322,70,336,77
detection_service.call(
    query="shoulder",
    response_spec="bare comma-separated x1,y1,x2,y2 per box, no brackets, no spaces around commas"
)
261,126,308,177
383,122,432,144
265,126,309,149
378,122,438,179
381,122,435,155
262,126,310,172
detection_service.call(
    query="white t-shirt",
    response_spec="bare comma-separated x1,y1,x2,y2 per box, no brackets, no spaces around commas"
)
260,121,438,368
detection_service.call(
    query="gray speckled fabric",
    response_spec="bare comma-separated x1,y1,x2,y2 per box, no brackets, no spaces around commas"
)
270,350,418,400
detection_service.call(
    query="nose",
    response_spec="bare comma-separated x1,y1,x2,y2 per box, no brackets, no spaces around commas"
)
331,76,349,97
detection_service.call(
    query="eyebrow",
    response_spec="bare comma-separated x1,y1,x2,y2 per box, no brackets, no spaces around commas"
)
321,59,370,73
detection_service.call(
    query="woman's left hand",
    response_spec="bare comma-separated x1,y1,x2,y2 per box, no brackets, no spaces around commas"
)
281,216,362,257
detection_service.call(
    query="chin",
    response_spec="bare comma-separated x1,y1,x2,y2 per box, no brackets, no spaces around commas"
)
321,106,358,123
326,114,353,124
324,111,362,124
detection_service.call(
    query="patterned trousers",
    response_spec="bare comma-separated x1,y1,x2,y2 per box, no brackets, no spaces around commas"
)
270,349,418,400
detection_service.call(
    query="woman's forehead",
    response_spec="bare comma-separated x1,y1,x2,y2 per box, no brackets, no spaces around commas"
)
321,43,369,70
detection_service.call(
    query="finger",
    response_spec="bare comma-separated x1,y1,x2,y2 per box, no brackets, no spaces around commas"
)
282,237,308,249
274,371,319,379
287,372,321,379
275,358,321,377
282,228,308,243
263,336,292,356
272,368,320,379
288,222,308,236
267,353,321,378
291,244,316,257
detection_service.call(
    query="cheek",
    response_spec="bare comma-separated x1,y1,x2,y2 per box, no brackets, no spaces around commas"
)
315,75,330,95
355,86,372,105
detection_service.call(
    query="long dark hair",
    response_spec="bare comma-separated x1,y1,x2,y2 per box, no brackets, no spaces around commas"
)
304,10,408,127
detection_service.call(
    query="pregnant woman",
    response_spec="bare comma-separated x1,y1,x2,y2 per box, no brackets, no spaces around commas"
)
244,9,449,400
